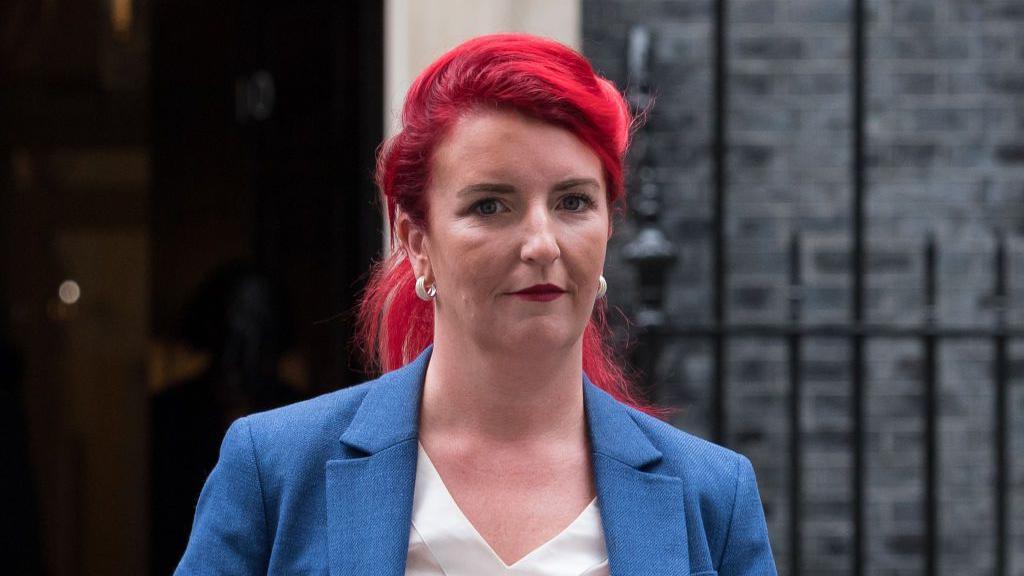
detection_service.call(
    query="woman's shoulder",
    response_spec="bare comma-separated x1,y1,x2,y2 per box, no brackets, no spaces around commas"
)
620,406,775,573
230,375,390,468
621,403,753,489
620,403,770,558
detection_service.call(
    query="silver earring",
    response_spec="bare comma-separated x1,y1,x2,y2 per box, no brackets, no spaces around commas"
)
597,275,607,299
415,276,436,301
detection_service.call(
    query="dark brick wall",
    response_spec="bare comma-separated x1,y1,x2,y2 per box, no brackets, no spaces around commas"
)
584,1,1024,575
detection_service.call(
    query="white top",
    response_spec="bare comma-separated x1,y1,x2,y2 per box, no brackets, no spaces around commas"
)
405,443,610,576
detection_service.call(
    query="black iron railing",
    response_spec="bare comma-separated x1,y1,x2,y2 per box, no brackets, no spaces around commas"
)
622,3,1019,574
629,236,1021,576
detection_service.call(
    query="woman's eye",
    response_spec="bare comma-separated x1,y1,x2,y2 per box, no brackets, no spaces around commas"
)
473,198,504,216
560,194,593,212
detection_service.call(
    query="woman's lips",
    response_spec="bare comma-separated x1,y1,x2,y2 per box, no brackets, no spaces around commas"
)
510,284,565,302
513,292,563,302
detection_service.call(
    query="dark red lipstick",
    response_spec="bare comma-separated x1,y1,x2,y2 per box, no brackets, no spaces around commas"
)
510,283,565,302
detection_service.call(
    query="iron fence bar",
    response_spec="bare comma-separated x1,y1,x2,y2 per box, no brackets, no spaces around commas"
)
788,233,804,576
924,237,939,576
851,329,866,576
851,0,867,572
711,0,729,446
994,234,1008,576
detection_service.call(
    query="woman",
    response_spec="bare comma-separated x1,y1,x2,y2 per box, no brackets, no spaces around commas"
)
176,34,776,575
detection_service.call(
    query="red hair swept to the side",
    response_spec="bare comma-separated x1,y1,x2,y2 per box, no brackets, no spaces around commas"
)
356,33,656,414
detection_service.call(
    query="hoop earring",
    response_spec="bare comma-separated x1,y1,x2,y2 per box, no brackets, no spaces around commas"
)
597,275,607,299
415,276,437,301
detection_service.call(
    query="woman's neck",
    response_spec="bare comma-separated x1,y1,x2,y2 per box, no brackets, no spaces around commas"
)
419,333,587,448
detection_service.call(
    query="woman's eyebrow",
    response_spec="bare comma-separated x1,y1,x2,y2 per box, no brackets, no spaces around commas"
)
553,177,600,191
456,182,517,197
456,178,599,197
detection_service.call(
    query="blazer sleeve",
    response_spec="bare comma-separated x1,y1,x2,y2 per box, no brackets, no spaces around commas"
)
174,417,270,575
718,455,778,576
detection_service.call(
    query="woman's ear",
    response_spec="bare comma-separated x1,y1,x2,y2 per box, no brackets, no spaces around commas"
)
395,210,432,280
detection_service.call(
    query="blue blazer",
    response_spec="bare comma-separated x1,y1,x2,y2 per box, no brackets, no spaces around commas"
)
176,346,777,575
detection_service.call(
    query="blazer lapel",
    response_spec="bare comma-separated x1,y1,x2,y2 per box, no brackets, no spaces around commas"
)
325,347,432,576
584,378,690,575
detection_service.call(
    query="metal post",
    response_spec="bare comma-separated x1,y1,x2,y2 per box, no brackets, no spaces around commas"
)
994,233,1008,576
851,0,867,573
788,233,804,576
712,0,729,446
623,26,677,404
923,236,939,576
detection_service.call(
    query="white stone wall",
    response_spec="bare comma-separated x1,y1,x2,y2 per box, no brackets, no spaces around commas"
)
385,0,581,137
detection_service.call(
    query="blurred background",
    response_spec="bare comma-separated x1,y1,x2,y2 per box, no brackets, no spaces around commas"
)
1,0,1022,575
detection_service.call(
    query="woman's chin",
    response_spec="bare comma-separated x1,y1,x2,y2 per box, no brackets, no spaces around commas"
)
481,320,583,355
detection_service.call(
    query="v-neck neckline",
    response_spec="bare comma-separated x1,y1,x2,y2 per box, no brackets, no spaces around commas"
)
411,442,608,575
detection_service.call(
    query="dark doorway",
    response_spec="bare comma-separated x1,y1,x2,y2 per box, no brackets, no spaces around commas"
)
152,0,383,391
150,1,383,573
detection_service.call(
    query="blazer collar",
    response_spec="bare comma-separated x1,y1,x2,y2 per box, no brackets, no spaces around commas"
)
581,372,663,468
582,372,690,575
327,345,689,575
338,348,427,454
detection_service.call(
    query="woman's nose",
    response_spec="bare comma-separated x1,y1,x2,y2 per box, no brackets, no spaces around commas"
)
519,208,560,265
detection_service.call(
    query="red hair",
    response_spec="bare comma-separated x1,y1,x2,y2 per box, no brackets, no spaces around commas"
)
356,34,657,414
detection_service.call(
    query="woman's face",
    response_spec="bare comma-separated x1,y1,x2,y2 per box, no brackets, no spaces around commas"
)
399,109,610,355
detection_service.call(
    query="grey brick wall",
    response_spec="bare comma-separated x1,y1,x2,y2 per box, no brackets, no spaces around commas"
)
584,1,1024,575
